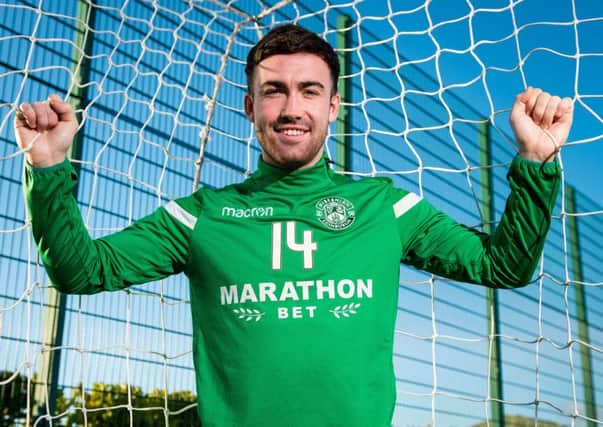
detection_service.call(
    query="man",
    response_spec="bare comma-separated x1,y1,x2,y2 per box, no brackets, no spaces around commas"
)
16,25,572,426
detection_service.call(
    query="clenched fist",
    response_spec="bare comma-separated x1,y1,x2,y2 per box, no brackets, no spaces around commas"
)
14,94,78,167
510,87,573,163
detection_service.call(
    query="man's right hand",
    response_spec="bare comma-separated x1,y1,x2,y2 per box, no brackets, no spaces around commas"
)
14,94,78,167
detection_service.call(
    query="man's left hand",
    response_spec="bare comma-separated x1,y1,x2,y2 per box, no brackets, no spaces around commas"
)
509,87,573,162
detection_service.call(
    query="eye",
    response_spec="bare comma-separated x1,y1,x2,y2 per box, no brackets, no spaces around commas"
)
262,87,282,96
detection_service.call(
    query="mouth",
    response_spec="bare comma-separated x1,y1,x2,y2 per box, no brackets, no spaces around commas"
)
274,125,310,138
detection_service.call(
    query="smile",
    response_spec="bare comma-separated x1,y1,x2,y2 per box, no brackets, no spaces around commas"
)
275,125,309,137
281,129,307,136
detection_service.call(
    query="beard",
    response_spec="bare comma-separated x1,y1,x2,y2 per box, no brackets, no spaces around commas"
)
256,121,328,171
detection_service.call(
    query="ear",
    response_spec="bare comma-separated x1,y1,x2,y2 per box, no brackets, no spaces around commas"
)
328,92,340,123
244,93,254,123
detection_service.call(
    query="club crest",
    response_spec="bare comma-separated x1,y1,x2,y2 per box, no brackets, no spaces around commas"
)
315,197,355,230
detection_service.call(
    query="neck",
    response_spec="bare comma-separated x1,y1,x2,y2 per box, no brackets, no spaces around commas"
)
261,150,324,172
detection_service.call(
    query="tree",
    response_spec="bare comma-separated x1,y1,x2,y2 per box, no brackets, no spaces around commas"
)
1,373,201,426
51,382,200,426
471,415,567,427
145,389,200,427
1,370,31,426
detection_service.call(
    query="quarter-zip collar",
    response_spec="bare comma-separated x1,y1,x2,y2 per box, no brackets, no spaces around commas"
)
248,155,336,195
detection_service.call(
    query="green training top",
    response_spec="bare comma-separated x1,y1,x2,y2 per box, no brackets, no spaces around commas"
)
25,155,560,426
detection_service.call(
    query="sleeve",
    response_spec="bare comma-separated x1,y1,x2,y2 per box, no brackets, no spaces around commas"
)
393,156,561,288
24,159,200,294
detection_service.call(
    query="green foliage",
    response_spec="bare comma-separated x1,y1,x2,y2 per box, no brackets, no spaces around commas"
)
53,382,200,426
471,414,567,427
1,370,31,426
1,371,199,427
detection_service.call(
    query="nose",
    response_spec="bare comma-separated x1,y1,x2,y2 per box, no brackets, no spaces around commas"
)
281,93,302,120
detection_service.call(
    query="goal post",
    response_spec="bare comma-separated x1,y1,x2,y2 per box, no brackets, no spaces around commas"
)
0,1,601,426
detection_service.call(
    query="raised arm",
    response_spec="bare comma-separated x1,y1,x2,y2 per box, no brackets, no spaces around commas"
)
398,88,573,288
16,95,194,294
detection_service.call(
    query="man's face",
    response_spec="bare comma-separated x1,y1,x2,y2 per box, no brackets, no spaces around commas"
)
244,53,340,170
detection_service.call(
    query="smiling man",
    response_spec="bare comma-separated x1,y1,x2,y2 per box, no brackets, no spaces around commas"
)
245,51,339,170
244,26,341,171
16,24,572,426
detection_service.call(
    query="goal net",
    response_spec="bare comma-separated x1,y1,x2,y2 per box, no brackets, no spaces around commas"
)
0,0,601,426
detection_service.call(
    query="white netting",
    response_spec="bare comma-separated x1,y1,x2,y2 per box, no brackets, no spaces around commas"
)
0,0,602,426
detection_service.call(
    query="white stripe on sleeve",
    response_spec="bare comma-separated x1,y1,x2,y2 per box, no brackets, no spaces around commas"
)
393,192,422,218
164,201,197,230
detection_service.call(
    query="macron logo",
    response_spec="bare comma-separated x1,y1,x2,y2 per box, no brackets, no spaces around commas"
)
221,206,274,219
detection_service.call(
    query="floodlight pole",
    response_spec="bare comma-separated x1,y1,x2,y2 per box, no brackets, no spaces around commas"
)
566,186,597,427
335,14,351,171
33,0,96,422
479,121,504,427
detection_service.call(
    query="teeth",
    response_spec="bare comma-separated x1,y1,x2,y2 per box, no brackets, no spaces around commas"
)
282,129,305,136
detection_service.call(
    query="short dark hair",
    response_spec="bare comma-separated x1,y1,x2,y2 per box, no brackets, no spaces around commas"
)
245,24,340,95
